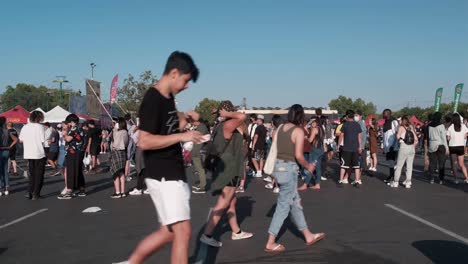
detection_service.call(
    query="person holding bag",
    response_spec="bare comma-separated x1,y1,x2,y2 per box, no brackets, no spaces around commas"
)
264,104,325,253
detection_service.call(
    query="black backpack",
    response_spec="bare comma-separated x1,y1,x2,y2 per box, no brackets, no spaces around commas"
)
403,127,415,145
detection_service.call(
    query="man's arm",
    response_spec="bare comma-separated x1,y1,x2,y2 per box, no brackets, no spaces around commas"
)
222,110,246,139
139,130,203,151
358,133,362,153
252,134,259,149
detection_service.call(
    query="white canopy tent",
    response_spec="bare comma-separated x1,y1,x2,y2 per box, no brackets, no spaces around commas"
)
32,107,46,114
44,106,71,123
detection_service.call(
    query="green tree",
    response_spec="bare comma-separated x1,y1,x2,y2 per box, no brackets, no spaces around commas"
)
328,96,376,116
1,83,78,112
194,98,221,126
118,71,158,115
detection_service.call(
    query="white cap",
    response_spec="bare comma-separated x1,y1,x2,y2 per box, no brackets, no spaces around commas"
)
257,114,265,120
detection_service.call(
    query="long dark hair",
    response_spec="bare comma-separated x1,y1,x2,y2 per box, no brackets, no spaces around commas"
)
452,113,462,132
271,114,283,128
312,119,325,148
430,112,442,127
288,104,305,126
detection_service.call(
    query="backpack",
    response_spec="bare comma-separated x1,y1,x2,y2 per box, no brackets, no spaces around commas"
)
403,127,415,145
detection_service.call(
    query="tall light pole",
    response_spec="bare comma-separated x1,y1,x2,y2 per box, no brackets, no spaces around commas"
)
90,63,96,80
53,76,69,106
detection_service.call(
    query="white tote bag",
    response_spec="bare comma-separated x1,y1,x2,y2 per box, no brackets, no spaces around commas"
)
264,124,283,175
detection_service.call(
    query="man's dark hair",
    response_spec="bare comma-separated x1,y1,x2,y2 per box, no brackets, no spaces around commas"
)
65,114,79,124
88,120,95,126
163,51,199,82
249,114,257,120
124,113,131,121
29,111,44,123
346,109,355,119
288,104,305,126
316,108,322,116
44,122,50,127
271,114,283,128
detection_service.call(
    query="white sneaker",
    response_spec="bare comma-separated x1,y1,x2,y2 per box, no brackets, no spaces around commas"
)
321,176,327,181
263,176,273,183
273,187,280,193
404,182,412,189
339,179,349,184
253,172,262,178
61,187,67,195
200,234,222,247
129,188,142,195
4,190,9,196
389,181,399,188
231,231,253,240
0,192,2,197
143,189,150,194
265,183,273,189
130,163,135,168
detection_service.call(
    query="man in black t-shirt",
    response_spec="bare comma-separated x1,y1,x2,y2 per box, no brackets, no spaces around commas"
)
338,110,363,187
122,51,202,264
86,120,101,171
252,115,267,178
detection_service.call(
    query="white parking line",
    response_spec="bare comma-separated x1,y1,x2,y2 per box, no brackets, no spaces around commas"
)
385,204,468,245
0,209,48,230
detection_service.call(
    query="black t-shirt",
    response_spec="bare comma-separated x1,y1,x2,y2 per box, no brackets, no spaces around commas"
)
342,121,362,152
8,128,18,147
139,88,185,182
254,125,267,150
88,127,102,146
49,130,60,153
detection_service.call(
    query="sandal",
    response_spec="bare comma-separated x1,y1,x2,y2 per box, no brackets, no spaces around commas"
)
264,244,286,253
306,233,325,246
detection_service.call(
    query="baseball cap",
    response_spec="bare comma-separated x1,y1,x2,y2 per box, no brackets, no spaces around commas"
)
257,114,265,120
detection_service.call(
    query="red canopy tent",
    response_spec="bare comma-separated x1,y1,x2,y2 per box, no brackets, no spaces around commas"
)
411,116,424,126
0,105,30,124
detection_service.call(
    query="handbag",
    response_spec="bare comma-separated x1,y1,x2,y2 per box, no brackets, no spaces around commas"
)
264,124,283,176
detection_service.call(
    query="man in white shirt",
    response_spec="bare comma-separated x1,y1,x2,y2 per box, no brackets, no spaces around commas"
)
19,111,46,200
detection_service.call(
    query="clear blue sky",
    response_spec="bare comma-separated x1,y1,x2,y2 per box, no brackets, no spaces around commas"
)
1,0,467,112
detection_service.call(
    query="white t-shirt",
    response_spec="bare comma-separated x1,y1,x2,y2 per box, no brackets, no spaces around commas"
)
447,124,468,147
43,127,52,147
19,123,45,159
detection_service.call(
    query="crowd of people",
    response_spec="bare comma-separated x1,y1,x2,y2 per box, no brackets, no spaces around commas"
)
1,51,466,264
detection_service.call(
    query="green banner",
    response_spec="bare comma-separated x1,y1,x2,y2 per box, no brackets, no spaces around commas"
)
434,87,443,112
453,83,464,112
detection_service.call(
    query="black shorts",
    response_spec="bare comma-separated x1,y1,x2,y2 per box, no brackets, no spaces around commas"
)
449,146,464,156
254,149,266,161
90,144,100,156
44,147,50,155
341,151,360,169
47,151,58,161
386,149,398,161
9,148,16,160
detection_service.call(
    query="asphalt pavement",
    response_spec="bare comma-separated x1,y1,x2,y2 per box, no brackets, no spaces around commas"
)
0,152,467,264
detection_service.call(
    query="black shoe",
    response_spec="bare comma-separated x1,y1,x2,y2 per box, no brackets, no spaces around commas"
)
25,193,32,199
58,192,73,200
192,188,206,194
111,193,121,199
192,185,201,191
77,191,87,197
120,193,127,198
384,177,393,183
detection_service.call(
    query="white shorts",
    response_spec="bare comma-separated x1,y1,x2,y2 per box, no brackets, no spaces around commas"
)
145,178,191,226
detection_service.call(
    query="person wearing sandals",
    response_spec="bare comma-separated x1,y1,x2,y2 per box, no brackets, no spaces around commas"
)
200,100,254,248
57,114,86,199
298,118,325,191
264,104,325,253
447,113,468,184
110,117,129,198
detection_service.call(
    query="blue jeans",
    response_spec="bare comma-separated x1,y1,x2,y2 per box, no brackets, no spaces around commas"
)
304,147,323,185
0,150,10,189
268,160,308,237
57,146,66,169
300,152,310,178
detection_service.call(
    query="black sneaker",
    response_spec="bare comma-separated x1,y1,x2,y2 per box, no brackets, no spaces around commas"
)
120,193,127,198
192,188,206,194
77,191,87,197
111,193,121,199
58,192,73,200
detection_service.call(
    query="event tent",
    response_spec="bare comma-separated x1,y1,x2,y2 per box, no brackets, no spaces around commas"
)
0,105,30,124
32,107,46,114
44,106,71,123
